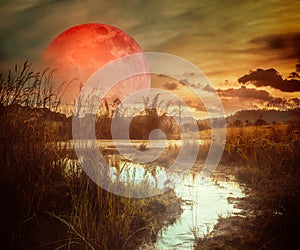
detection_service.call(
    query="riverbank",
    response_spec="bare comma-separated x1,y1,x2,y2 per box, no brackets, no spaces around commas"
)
195,124,300,249
127,189,182,249
196,168,300,249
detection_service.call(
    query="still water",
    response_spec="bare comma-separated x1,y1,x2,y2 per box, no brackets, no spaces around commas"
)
154,172,244,249
56,139,203,150
103,157,245,250
59,140,245,249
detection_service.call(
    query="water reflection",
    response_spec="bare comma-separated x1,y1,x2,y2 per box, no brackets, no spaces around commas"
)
106,155,166,188
60,153,244,249
56,139,204,150
155,172,244,249
103,157,245,249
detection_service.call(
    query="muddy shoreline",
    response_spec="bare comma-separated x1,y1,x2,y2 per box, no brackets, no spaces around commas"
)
195,164,300,250
128,190,183,249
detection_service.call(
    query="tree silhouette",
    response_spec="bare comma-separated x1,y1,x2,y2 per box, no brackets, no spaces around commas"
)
255,115,268,126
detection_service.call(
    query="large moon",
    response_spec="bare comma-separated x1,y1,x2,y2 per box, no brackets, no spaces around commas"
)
43,23,149,103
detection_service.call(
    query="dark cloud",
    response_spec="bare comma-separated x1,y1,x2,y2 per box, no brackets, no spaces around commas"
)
179,80,217,93
288,72,300,79
163,82,178,90
203,84,216,93
179,79,189,85
179,79,202,88
251,32,300,60
183,72,196,77
239,68,282,86
217,86,274,102
238,68,300,92
185,99,206,112
184,99,225,114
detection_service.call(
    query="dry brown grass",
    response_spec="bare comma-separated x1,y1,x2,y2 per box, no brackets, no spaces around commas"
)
195,123,300,249
0,62,182,249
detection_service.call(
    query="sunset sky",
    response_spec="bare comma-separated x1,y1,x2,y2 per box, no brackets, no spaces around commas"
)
0,0,299,117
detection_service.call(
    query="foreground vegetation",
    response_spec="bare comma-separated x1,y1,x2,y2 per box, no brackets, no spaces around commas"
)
196,123,300,249
0,63,182,249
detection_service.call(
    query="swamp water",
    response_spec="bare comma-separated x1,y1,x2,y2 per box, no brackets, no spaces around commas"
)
153,172,244,249
100,157,244,250
61,140,245,249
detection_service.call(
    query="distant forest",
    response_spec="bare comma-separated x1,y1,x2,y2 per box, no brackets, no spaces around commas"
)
2,103,299,141
198,108,300,130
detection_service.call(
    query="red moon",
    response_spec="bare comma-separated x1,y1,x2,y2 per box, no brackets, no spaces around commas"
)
43,23,148,103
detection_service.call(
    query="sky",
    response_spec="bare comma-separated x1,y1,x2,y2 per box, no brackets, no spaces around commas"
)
0,0,300,117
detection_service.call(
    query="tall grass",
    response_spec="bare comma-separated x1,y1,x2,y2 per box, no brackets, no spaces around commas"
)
0,63,181,249
196,123,300,249
223,125,299,182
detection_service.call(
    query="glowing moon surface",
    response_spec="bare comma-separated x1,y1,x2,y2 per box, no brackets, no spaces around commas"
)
43,23,148,103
